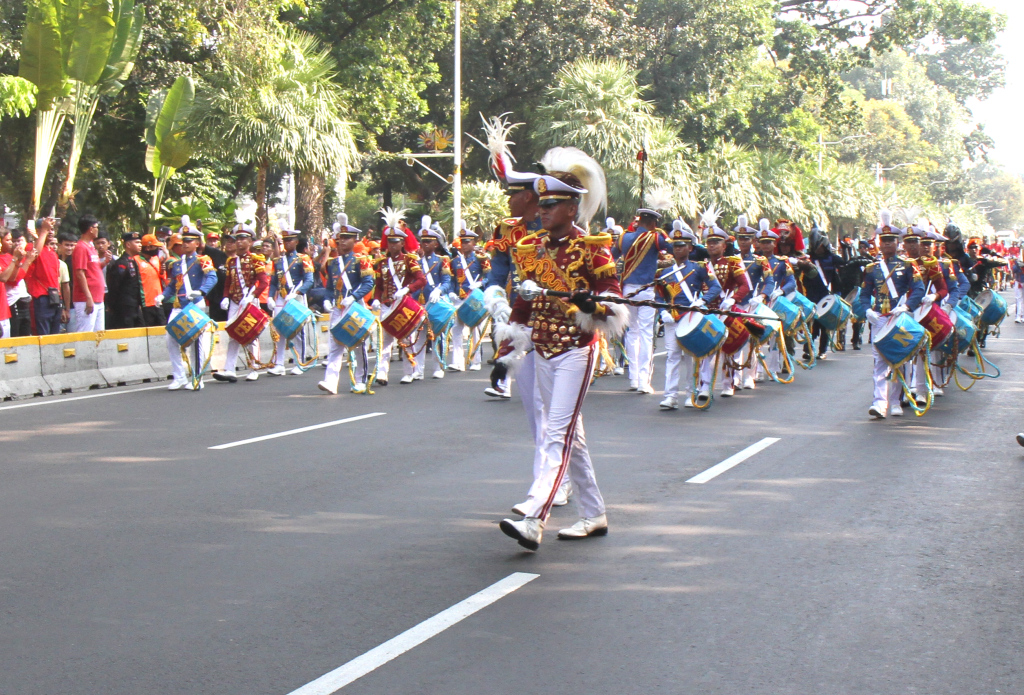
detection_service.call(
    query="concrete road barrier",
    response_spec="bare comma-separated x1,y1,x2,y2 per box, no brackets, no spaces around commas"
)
39,332,108,394
0,336,51,400
97,328,160,386
146,326,174,380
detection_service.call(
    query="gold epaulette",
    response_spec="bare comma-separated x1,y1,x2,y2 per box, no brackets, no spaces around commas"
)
583,232,613,248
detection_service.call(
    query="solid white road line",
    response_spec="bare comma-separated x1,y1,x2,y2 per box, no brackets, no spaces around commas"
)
285,572,539,695
209,412,385,450
0,382,195,411
686,437,781,484
653,350,667,357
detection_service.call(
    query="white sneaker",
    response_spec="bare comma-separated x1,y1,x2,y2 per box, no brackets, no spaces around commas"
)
613,367,625,375
511,501,530,516
167,378,187,391
683,394,695,408
638,384,655,394
553,487,570,507
267,365,286,376
289,366,304,376
246,371,259,381
629,382,639,391
400,374,414,384
557,513,608,540
659,396,679,410
469,364,482,371
933,387,944,397
869,403,886,419
447,365,465,372
697,388,711,403
351,382,367,394
432,370,445,379
742,376,755,390
317,380,337,395
721,385,734,397
412,373,424,381
499,517,544,550
890,404,903,417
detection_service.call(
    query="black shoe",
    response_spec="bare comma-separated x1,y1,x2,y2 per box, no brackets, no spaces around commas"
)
376,378,388,386
1017,433,1024,447
852,343,861,350
213,372,237,383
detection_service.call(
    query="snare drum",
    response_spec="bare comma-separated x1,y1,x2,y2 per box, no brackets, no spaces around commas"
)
330,302,375,348
749,303,780,345
976,289,1008,326
272,297,313,340
958,296,983,323
381,294,425,341
721,314,751,355
814,295,852,332
787,291,816,322
426,297,457,334
675,311,727,359
912,301,954,349
939,307,977,355
167,303,213,347
874,312,927,368
226,302,268,346
770,296,802,334
456,288,488,328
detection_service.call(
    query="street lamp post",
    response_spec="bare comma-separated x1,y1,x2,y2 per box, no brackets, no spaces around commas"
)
874,162,918,185
817,133,871,174
452,0,461,234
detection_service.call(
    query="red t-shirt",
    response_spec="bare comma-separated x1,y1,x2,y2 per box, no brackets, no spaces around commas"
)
0,255,11,321
72,240,105,303
25,243,60,298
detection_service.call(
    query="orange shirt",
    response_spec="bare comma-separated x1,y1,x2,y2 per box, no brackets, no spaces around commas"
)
136,254,165,307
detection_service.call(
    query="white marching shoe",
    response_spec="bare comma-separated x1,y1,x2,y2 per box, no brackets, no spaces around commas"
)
613,366,625,375
659,396,679,410
167,378,187,391
933,386,944,397
246,371,259,381
317,380,338,395
720,385,734,397
890,403,904,417
557,513,608,540
500,517,544,550
869,402,886,419
638,384,655,394
742,376,755,390
553,485,570,507
469,364,482,371
267,365,286,376
289,366,304,376
213,370,237,383
412,373,424,381
683,394,696,408
351,382,367,394
400,374,414,384
432,369,445,379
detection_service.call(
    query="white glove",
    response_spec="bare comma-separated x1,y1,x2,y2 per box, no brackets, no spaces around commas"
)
154,294,164,303
923,293,937,304
448,292,459,302
323,299,334,312
469,280,482,290
371,300,381,312
893,305,910,315
187,290,202,300
691,298,706,309
866,309,881,323
750,295,763,306
341,296,354,310
429,287,442,303
660,310,673,324
394,287,409,300
720,298,735,310
220,297,230,311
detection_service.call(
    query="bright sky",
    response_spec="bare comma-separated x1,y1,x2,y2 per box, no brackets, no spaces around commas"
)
969,0,1023,176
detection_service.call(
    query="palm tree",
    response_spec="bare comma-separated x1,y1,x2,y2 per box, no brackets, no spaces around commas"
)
189,24,358,234
694,142,760,220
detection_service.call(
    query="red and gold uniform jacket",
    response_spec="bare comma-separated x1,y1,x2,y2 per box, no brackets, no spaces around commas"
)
509,228,622,359
225,252,270,303
911,256,948,300
372,252,427,305
709,255,750,306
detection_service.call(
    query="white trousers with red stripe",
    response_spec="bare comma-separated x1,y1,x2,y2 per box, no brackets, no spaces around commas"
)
517,344,605,521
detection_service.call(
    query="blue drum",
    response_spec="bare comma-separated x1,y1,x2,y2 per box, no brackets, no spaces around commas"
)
167,303,213,347
749,303,780,345
426,297,457,334
272,297,313,340
330,302,375,348
456,289,488,328
675,310,727,358
847,288,867,321
874,312,927,368
958,296,983,323
814,295,852,332
976,289,1008,326
770,296,802,334
939,307,977,356
788,291,816,322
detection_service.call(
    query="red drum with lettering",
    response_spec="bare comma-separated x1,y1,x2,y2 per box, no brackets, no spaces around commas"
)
721,314,751,355
226,302,269,346
912,302,954,349
381,295,425,341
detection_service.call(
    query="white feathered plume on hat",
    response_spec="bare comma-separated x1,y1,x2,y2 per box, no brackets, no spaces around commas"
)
673,218,693,233
420,215,432,231
180,214,192,231
336,212,348,227
379,207,407,232
538,146,607,225
879,208,893,228
759,218,770,233
700,204,722,229
645,187,674,213
332,222,342,234
481,113,523,183
605,216,615,231
737,214,749,229
894,205,922,228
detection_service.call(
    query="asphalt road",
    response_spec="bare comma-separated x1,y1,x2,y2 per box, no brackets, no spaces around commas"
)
2,320,1023,695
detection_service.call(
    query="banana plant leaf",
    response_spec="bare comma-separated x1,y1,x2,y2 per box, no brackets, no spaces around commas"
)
153,76,195,170
18,0,66,108
66,0,116,86
99,0,143,86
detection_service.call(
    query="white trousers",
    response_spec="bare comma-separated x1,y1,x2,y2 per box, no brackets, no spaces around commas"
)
411,324,444,377
272,295,307,367
1016,282,1023,320
167,302,211,383
0,318,8,339
518,345,604,521
450,307,481,370
375,330,415,380
73,301,105,332
623,284,656,389
663,319,698,399
324,307,369,388
222,300,261,373
869,315,901,407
